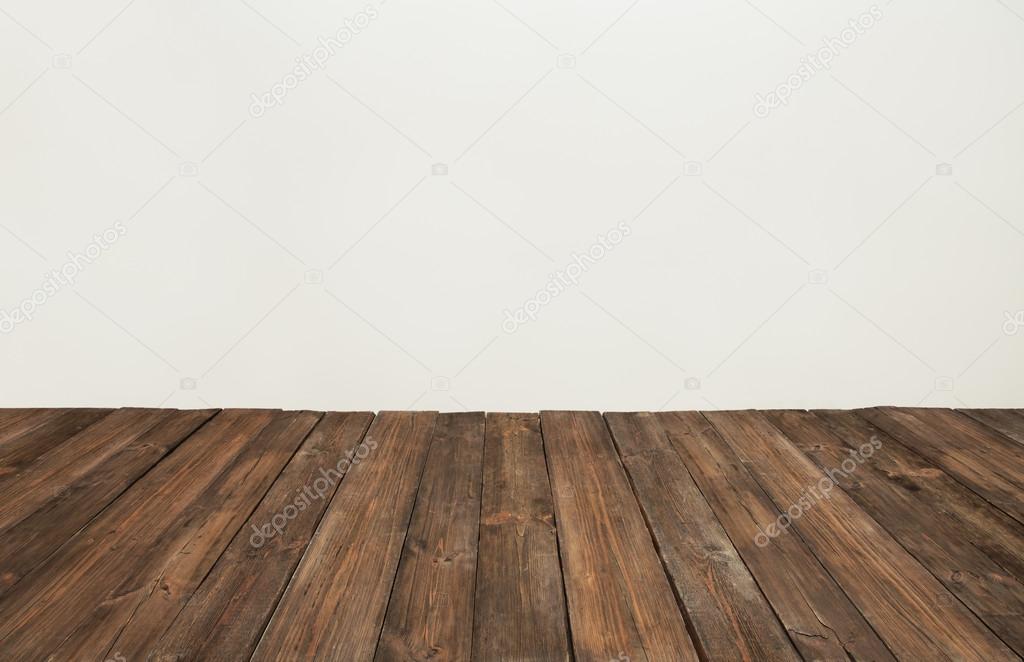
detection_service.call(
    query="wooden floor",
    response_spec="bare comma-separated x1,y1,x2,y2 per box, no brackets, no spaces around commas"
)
0,408,1022,661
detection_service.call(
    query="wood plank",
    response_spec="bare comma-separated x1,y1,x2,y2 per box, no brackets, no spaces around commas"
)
813,410,1024,581
0,407,112,479
83,410,323,661
767,409,1024,654
960,408,1024,446
0,409,282,658
657,411,895,662
705,410,1017,661
0,409,45,440
0,408,216,595
147,411,373,662
861,407,1024,526
252,411,438,661
605,412,799,662
375,412,485,662
472,413,570,662
0,408,172,532
540,410,698,662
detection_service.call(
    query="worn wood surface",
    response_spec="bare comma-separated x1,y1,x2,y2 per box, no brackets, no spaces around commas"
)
0,407,1021,660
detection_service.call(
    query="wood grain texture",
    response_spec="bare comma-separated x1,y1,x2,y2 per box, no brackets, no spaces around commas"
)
960,408,1024,446
606,412,799,662
473,413,570,662
252,411,438,662
149,411,374,662
768,409,1024,654
541,410,698,662
0,407,112,480
376,412,485,662
0,409,280,659
706,410,1018,661
0,408,216,595
862,406,1024,526
0,408,172,532
657,411,895,662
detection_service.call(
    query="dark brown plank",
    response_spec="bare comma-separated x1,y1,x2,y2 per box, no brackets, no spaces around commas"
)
706,410,1017,660
605,412,799,662
252,411,438,661
472,413,570,662
541,410,698,662
768,409,1024,654
375,412,485,662
862,407,1024,526
814,410,1024,580
0,408,216,595
0,409,283,658
960,408,1024,446
657,411,895,661
0,407,112,480
147,411,374,662
0,409,44,439
0,408,171,532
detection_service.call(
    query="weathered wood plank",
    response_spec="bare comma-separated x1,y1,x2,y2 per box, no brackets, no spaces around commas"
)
541,410,698,662
0,408,112,480
0,408,216,595
252,411,438,661
147,411,373,662
375,412,485,662
706,410,1017,661
959,408,1024,446
606,412,799,662
768,409,1024,654
0,409,281,659
0,408,172,532
472,413,570,662
862,407,1024,526
657,411,895,662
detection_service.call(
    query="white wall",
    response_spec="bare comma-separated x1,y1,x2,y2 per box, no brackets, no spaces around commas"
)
2,0,1023,411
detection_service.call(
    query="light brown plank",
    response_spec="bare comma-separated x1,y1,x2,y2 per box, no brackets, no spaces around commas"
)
657,411,895,661
375,412,485,662
959,408,1024,446
147,411,374,662
0,408,216,595
252,411,438,661
606,412,799,662
706,410,1017,661
768,409,1024,654
862,407,1024,526
472,413,570,662
0,409,282,659
541,410,698,662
